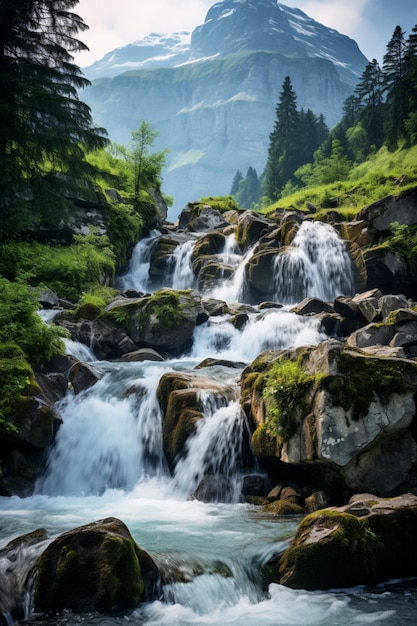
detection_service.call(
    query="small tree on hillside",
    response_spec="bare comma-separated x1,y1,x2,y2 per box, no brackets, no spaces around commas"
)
112,121,168,209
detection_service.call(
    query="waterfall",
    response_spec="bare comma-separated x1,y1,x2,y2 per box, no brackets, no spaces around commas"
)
210,243,257,304
191,309,325,362
2,218,405,626
170,239,196,290
272,221,354,304
173,396,246,501
37,363,168,496
117,230,160,293
63,338,97,362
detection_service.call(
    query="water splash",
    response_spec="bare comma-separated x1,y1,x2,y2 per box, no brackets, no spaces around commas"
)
273,221,353,304
63,339,97,362
170,239,196,290
173,397,246,501
210,243,257,303
37,364,169,496
117,230,160,293
191,309,325,362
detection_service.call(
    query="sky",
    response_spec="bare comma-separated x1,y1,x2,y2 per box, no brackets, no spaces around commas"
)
74,0,417,68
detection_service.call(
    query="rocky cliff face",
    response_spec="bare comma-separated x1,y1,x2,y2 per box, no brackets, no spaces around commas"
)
82,0,368,218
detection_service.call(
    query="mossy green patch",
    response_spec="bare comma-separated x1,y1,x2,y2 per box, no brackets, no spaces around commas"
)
0,343,40,435
278,510,378,589
263,357,321,441
323,351,417,420
98,535,143,608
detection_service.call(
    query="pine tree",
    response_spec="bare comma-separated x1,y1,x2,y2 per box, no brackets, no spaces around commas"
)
235,167,260,207
404,24,417,144
355,59,384,149
0,0,108,240
230,170,243,196
264,76,299,199
298,109,328,165
383,25,407,150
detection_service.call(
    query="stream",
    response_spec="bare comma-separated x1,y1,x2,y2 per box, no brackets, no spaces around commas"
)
1,223,417,625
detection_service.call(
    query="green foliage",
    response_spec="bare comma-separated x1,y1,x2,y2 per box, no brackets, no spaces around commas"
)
199,196,240,213
0,235,116,302
0,0,108,241
0,343,38,436
111,121,167,206
147,291,181,328
0,278,67,365
107,202,144,269
388,222,417,268
74,286,119,320
261,144,417,217
263,358,317,441
232,167,261,208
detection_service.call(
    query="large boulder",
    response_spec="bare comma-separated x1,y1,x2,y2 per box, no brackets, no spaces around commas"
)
106,289,207,356
178,203,228,231
236,210,274,248
59,317,138,360
273,493,417,590
358,189,417,232
34,517,159,612
242,340,417,496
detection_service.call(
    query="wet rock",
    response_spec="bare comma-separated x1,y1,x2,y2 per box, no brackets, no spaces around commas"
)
178,204,228,231
34,517,159,613
109,289,206,356
193,475,235,503
359,190,417,232
236,211,274,248
294,297,334,316
59,318,137,360
68,362,101,394
346,322,395,348
157,370,238,469
379,293,409,319
114,348,165,362
274,493,417,590
241,474,272,499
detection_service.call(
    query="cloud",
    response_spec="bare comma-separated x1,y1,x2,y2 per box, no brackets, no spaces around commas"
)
75,0,213,64
289,0,370,33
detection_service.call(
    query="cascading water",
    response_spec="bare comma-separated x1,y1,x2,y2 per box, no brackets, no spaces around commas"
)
210,241,257,303
117,230,160,293
2,221,413,626
173,395,246,501
170,238,196,290
272,220,354,304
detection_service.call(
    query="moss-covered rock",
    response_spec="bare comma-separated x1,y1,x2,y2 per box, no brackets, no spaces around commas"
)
274,493,417,590
107,289,206,356
242,340,417,496
276,509,377,589
34,517,159,613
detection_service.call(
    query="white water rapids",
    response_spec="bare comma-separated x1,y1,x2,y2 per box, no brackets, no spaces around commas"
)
1,222,413,625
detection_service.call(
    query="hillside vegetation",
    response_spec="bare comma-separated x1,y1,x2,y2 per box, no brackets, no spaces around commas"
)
262,144,417,220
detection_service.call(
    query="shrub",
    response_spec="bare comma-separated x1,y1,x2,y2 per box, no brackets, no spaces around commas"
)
0,277,67,365
263,358,317,441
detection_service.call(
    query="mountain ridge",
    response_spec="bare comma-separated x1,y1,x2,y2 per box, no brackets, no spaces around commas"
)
82,0,368,218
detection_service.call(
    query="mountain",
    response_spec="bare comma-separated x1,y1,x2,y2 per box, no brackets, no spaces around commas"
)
82,0,368,219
